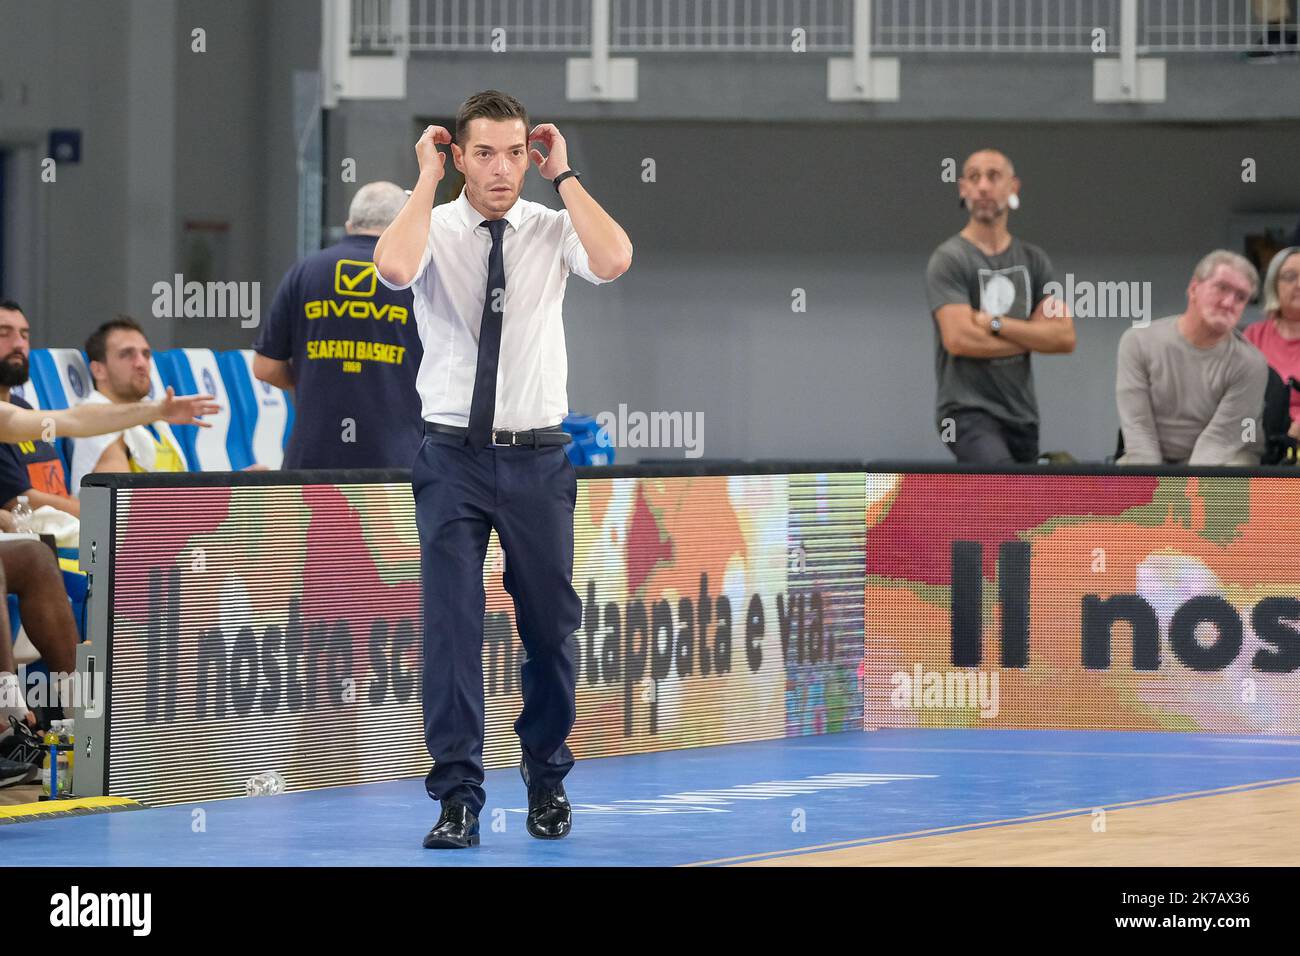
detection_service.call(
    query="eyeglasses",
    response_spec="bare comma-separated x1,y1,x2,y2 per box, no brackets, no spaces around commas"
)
1210,281,1250,305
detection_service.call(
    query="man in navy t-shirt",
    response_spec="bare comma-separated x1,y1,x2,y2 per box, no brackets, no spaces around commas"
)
254,182,423,469
0,301,77,517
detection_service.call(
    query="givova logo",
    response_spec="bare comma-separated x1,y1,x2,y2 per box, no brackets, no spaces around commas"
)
949,541,1300,672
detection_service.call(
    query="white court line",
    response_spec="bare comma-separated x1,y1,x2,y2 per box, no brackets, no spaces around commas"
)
851,746,1300,762
1190,736,1300,747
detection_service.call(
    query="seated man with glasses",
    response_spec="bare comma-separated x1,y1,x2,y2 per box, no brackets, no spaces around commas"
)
1116,250,1269,466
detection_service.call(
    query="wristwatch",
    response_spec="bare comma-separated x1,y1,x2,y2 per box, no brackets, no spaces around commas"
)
989,317,1003,336
553,169,581,192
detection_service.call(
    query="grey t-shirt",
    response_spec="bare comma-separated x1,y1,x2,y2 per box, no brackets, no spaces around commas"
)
1116,315,1269,465
925,234,1057,428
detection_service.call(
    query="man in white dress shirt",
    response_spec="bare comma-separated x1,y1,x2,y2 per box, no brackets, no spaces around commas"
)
374,90,632,849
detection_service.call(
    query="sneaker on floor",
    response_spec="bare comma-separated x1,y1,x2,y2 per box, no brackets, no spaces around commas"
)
0,755,38,789
0,716,44,771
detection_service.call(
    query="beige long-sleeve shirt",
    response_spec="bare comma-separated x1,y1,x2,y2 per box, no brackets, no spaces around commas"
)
1116,316,1269,465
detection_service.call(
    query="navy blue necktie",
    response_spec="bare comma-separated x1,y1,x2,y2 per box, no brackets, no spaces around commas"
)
468,218,507,447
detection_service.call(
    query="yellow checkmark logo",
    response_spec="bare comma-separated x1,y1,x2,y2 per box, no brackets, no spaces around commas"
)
335,259,377,298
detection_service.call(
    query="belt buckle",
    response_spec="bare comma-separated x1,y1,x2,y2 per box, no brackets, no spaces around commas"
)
491,429,516,447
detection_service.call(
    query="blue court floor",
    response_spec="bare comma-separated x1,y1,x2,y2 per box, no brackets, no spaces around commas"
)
7,729,1300,866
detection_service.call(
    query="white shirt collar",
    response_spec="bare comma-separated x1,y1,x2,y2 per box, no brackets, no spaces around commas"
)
454,187,525,233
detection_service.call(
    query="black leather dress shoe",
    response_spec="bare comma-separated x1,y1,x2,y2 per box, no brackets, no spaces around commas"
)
422,802,480,849
520,756,572,840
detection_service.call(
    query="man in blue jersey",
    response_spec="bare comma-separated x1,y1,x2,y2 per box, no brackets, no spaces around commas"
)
254,182,424,469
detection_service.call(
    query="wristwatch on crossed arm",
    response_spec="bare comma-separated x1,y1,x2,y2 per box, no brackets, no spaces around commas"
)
989,317,1003,336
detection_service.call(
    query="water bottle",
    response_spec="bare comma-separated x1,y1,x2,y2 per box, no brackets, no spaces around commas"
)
244,770,286,796
11,496,33,533
59,720,74,796
38,735,52,797
41,722,61,799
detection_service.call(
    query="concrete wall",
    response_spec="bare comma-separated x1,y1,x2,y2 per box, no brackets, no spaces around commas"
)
0,0,319,351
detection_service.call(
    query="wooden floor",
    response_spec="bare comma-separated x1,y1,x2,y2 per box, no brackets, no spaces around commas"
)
0,784,41,806
740,780,1300,866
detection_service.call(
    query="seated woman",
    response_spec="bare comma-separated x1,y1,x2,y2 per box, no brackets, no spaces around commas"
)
1244,246,1300,442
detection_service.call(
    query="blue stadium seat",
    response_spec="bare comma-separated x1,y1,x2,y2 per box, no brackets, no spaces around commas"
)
28,348,92,410
217,350,293,469
25,348,87,480
154,348,252,471
9,378,40,410
137,352,193,470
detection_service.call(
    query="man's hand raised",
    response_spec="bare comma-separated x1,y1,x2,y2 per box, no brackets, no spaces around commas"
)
416,125,452,183
528,124,571,181
159,387,220,427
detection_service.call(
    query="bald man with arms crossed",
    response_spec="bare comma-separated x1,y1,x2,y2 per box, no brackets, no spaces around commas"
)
926,149,1075,463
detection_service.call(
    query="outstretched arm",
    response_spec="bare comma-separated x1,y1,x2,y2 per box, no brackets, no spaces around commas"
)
0,388,218,443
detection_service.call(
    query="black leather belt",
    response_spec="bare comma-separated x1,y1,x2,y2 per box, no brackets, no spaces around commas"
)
424,421,572,448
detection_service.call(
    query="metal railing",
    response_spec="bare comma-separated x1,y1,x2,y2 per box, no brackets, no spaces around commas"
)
1141,0,1298,52
611,1,854,51
349,0,1300,54
354,0,594,51
870,1,1116,53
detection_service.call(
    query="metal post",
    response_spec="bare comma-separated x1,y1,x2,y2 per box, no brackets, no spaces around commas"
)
827,0,897,101
391,0,410,58
852,0,872,96
1119,0,1137,97
1093,0,1164,103
591,0,610,96
567,0,637,101
319,0,350,109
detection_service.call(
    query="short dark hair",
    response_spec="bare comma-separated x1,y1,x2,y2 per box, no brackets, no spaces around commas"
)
0,299,23,315
454,90,529,147
85,315,148,365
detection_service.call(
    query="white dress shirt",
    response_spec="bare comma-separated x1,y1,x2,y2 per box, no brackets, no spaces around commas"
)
376,187,621,431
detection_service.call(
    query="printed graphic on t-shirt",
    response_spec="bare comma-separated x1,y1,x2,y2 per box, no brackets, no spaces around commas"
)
978,266,1032,320
301,258,411,374
24,455,67,496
